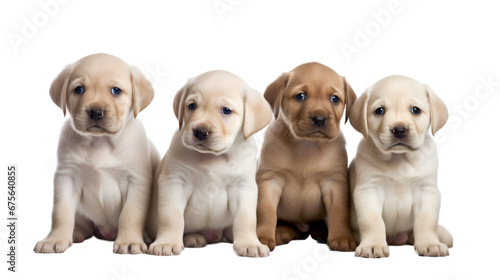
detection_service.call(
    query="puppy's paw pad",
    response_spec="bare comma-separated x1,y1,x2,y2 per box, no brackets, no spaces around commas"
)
234,242,270,258
415,242,449,257
258,236,276,251
328,236,358,252
148,242,184,256
183,234,207,248
34,238,72,253
355,243,389,258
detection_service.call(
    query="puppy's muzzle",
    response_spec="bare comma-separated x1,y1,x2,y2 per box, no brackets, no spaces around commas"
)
311,116,327,128
88,108,104,122
193,128,209,141
392,126,407,139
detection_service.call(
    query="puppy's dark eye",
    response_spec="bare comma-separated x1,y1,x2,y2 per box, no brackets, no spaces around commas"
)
188,103,197,110
111,87,122,95
411,107,421,115
295,93,306,101
74,86,84,94
375,107,385,115
222,107,232,115
330,95,340,103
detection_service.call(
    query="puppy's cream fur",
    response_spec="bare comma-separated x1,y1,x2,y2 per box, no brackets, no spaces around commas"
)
34,53,159,254
349,75,453,258
256,62,358,251
147,70,273,257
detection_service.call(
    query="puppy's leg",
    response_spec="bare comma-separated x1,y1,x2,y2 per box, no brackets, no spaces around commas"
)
73,212,94,243
183,233,207,248
148,178,186,256
34,175,79,253
233,183,270,257
321,178,357,251
256,179,282,251
113,180,151,254
353,186,389,258
413,187,449,257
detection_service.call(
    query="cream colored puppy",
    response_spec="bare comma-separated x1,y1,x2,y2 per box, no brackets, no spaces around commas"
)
147,70,273,257
34,53,159,254
349,75,453,258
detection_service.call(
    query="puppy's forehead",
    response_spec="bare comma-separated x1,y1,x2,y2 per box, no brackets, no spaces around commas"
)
289,62,343,91
370,75,426,100
190,70,245,99
72,53,130,80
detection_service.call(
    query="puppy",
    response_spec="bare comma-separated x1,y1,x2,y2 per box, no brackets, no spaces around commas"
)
34,53,160,254
147,70,273,257
349,75,453,257
256,62,358,251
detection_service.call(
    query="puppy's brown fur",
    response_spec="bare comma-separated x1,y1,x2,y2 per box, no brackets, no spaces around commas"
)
256,62,358,251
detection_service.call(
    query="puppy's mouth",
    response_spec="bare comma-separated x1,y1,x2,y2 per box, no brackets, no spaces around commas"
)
183,138,227,155
386,141,418,152
84,123,113,135
294,128,338,141
190,143,226,155
305,131,334,140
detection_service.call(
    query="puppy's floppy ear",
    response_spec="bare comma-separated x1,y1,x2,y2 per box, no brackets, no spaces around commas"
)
243,88,273,140
50,64,72,116
349,90,369,137
425,84,448,135
343,76,357,124
264,72,289,118
130,66,154,118
173,81,191,130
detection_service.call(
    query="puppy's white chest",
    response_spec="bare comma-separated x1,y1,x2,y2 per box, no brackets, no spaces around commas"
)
63,140,131,228
183,166,243,232
381,181,414,233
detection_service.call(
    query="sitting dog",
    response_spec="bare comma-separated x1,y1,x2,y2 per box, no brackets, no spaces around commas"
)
256,62,358,251
349,75,453,257
147,70,273,257
34,53,159,254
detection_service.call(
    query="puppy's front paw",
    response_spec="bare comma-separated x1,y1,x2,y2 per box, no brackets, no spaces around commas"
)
327,235,358,252
414,242,449,257
257,227,276,251
355,242,389,258
234,241,270,257
34,237,72,253
148,241,184,256
113,238,148,254
258,236,276,251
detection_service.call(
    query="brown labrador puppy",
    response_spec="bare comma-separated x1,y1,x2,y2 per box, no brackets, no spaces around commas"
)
256,62,358,251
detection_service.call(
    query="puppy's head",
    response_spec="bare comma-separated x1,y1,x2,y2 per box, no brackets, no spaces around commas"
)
50,53,154,135
173,70,272,155
350,75,448,153
264,62,356,141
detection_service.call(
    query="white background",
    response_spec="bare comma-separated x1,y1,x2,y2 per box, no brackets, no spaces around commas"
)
1,0,499,279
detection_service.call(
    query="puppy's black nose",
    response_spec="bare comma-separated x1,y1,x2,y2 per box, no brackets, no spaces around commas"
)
312,116,327,127
88,108,104,121
392,126,407,139
193,128,209,141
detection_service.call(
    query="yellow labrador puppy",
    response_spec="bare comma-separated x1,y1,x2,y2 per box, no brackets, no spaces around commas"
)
349,75,453,257
147,70,273,257
34,53,159,254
